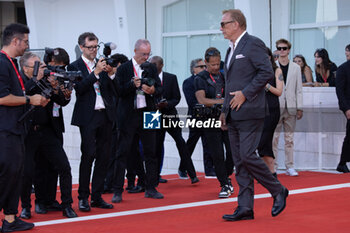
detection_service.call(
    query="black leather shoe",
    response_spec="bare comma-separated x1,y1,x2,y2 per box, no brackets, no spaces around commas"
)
178,169,188,179
223,206,254,221
191,177,199,184
112,193,122,203
20,207,31,219
63,206,78,218
159,176,168,183
91,199,114,209
145,189,164,199
125,184,135,191
78,199,91,212
271,186,289,217
128,185,145,193
336,164,350,173
35,203,47,214
46,200,62,211
1,217,34,232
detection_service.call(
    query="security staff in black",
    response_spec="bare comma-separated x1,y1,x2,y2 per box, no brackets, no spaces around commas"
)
20,51,78,218
194,47,234,198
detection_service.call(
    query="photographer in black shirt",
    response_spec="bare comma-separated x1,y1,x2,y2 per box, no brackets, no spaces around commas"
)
194,47,234,198
0,23,48,232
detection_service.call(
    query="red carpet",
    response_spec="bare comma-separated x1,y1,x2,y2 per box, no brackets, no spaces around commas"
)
2,171,350,232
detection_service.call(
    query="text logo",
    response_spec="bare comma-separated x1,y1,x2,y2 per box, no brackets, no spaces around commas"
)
143,110,161,129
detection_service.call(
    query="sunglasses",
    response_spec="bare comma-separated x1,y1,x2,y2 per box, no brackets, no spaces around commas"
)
195,65,206,68
277,46,288,51
220,20,235,28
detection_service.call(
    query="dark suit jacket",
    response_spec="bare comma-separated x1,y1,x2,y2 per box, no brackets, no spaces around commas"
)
116,59,162,130
23,75,69,139
160,72,180,115
68,57,117,127
183,75,197,116
336,60,350,114
222,32,273,121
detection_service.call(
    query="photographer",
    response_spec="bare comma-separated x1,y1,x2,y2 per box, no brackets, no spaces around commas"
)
150,56,199,184
112,39,163,203
19,48,78,219
68,32,116,212
0,23,49,232
194,47,233,198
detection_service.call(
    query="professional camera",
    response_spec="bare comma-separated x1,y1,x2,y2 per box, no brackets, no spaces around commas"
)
101,42,118,67
43,47,82,91
193,103,223,119
140,61,156,86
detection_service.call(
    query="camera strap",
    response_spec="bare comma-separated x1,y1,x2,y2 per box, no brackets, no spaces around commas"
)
209,73,223,96
1,50,25,95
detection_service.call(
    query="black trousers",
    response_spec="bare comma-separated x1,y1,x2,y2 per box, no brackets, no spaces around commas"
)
125,135,146,187
179,127,214,174
78,110,113,201
104,126,119,191
21,126,73,208
222,130,234,176
113,112,158,194
202,128,229,187
340,119,350,164
0,132,24,215
156,124,197,179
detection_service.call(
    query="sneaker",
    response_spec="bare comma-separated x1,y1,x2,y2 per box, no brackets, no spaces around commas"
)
286,168,299,176
218,185,232,198
228,178,234,193
1,217,34,232
178,169,189,179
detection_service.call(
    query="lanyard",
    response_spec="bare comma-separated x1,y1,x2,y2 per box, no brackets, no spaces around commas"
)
83,60,93,73
133,64,139,77
0,50,25,94
209,73,223,95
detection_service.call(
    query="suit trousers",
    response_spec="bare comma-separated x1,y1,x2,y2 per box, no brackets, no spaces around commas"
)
180,127,214,174
228,118,282,209
125,135,146,187
22,126,73,208
155,125,196,179
78,110,113,201
113,112,158,194
340,119,350,164
272,108,297,170
0,132,24,215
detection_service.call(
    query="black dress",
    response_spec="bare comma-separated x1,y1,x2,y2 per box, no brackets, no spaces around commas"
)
257,72,280,158
315,63,337,87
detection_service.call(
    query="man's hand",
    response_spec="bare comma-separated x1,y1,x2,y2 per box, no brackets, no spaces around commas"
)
296,110,303,120
142,84,155,95
47,76,59,94
219,112,227,131
94,58,107,76
229,91,246,111
157,101,168,109
133,77,141,88
36,63,46,80
345,110,350,120
30,94,50,107
60,85,72,99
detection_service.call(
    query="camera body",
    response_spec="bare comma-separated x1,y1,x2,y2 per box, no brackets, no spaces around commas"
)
140,61,156,87
102,42,118,67
193,103,223,119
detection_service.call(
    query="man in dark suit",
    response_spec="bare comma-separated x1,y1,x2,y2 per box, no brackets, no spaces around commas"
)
20,49,78,219
219,9,288,221
68,32,116,212
180,58,215,178
335,44,350,173
149,56,199,185
111,39,163,203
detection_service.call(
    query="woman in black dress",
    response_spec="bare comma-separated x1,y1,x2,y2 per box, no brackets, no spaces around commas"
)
257,48,283,177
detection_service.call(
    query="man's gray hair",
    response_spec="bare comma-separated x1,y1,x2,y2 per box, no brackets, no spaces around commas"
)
134,39,151,50
190,58,203,75
19,51,39,71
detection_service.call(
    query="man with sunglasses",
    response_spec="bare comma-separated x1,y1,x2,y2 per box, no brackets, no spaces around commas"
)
272,39,303,177
68,32,117,212
181,58,216,179
219,9,288,221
